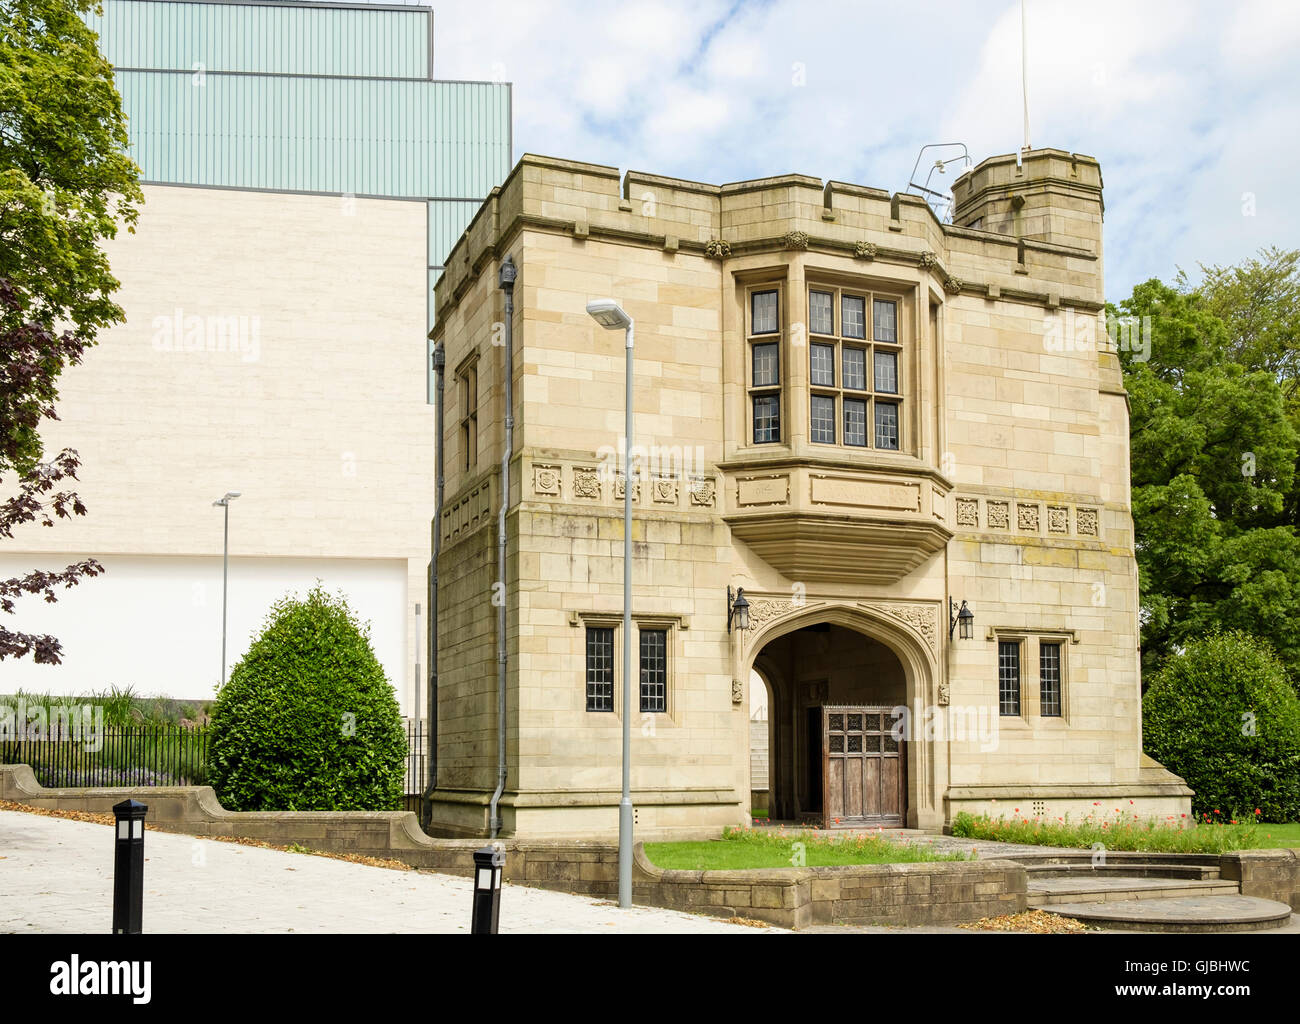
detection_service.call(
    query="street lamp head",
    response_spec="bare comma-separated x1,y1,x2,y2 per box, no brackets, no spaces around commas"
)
586,298,632,331
498,255,517,291
213,491,241,507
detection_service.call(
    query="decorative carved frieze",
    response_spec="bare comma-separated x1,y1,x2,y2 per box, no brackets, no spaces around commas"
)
955,497,980,527
876,602,939,659
652,476,678,505
532,464,561,497
986,501,1010,529
1017,503,1040,532
1047,505,1068,533
1076,507,1099,536
689,477,717,507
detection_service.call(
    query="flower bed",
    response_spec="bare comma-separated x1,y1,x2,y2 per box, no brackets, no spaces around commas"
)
951,804,1264,853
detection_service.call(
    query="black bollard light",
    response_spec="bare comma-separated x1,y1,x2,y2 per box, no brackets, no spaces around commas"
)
471,843,504,934
112,799,147,934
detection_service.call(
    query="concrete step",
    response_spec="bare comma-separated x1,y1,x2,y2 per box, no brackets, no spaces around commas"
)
1028,876,1239,906
1048,895,1293,933
1024,862,1222,881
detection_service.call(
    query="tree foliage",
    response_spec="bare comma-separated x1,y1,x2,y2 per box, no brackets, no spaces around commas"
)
0,0,141,662
1143,632,1300,822
1118,250,1300,681
207,587,408,812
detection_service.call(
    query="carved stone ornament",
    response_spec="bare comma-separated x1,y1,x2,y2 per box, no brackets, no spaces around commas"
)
918,250,939,269
614,474,641,502
1047,505,1069,533
705,238,731,259
876,603,939,658
943,274,963,294
853,241,878,260
1076,508,1099,536
689,477,717,507
955,497,979,527
937,678,951,706
731,679,744,704
746,598,796,631
573,466,601,500
986,501,1010,529
532,464,561,497
1017,503,1040,532
783,231,810,250
652,477,678,504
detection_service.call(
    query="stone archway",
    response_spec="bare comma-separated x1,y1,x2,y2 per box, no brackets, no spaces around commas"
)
742,601,943,829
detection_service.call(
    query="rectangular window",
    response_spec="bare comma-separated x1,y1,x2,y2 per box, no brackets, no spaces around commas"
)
999,640,1021,717
752,290,779,334
843,398,867,447
810,343,835,386
809,290,834,335
842,347,866,390
752,341,779,387
874,350,898,393
639,629,667,713
458,364,478,472
873,299,897,343
586,627,614,712
753,394,781,443
874,401,899,450
842,295,866,339
810,395,836,444
1040,642,1062,717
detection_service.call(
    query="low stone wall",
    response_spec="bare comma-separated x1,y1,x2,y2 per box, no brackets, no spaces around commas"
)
1,764,1027,928
632,847,1027,928
1220,849,1300,911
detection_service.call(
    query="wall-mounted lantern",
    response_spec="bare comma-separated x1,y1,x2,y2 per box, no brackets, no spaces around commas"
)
727,586,750,634
949,598,974,640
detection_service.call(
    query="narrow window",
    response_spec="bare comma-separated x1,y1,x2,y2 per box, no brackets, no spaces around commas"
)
874,401,899,450
753,394,781,443
458,364,478,471
999,640,1021,716
1040,641,1062,717
586,626,614,712
810,343,835,386
843,397,867,447
752,290,779,334
842,295,866,339
874,350,898,394
809,290,834,335
639,629,667,713
842,347,866,391
752,342,779,387
873,298,897,343
810,395,836,444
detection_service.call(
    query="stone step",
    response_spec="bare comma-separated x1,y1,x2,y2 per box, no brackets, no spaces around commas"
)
1028,876,1239,906
1048,895,1293,933
1024,863,1222,881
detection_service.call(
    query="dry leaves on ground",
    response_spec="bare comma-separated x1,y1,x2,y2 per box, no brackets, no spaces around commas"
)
959,909,1090,933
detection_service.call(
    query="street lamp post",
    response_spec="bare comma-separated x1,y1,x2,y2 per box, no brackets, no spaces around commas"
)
212,491,240,687
585,298,634,910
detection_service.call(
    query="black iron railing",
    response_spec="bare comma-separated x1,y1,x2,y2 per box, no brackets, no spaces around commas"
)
0,724,211,788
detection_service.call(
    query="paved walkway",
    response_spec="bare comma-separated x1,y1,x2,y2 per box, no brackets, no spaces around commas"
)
0,810,777,935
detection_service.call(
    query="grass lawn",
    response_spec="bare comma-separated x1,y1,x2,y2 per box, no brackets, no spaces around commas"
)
644,826,969,870
1253,823,1300,848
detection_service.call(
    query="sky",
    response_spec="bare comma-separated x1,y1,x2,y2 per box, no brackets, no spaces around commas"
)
421,0,1300,303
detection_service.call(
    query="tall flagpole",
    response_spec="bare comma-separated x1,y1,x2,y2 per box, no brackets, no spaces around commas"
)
1021,0,1031,159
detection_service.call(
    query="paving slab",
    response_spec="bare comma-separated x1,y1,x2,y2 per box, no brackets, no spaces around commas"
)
0,810,779,935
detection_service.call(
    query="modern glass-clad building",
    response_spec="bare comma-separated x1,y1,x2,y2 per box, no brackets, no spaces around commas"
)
0,1,510,718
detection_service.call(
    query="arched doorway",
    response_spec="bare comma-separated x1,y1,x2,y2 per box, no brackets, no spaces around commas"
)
747,608,926,827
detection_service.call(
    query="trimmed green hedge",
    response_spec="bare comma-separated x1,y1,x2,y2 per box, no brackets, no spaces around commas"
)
1143,631,1300,823
207,586,407,811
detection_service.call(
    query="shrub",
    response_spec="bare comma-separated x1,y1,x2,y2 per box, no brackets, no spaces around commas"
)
207,586,406,811
949,809,1259,853
1143,631,1300,822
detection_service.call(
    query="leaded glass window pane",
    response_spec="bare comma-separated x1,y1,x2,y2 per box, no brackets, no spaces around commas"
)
874,299,897,343
842,295,866,339
639,629,667,713
752,342,779,387
811,395,836,444
752,290,778,334
1040,641,1062,717
809,290,833,335
874,401,899,450
843,347,866,390
753,394,780,443
810,343,835,386
999,640,1021,716
586,627,614,712
874,350,898,393
844,398,867,447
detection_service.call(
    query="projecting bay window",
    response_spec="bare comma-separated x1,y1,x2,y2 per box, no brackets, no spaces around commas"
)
748,288,782,444
806,286,903,451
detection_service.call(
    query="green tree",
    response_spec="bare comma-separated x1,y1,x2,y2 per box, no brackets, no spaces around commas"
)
207,586,408,812
1143,632,1300,822
0,0,142,662
1116,262,1300,681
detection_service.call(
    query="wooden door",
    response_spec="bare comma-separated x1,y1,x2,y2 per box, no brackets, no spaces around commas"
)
822,706,905,827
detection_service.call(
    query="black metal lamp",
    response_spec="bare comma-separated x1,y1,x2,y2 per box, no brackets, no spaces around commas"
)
471,843,504,934
498,254,517,292
949,598,974,640
727,586,750,634
112,798,147,934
